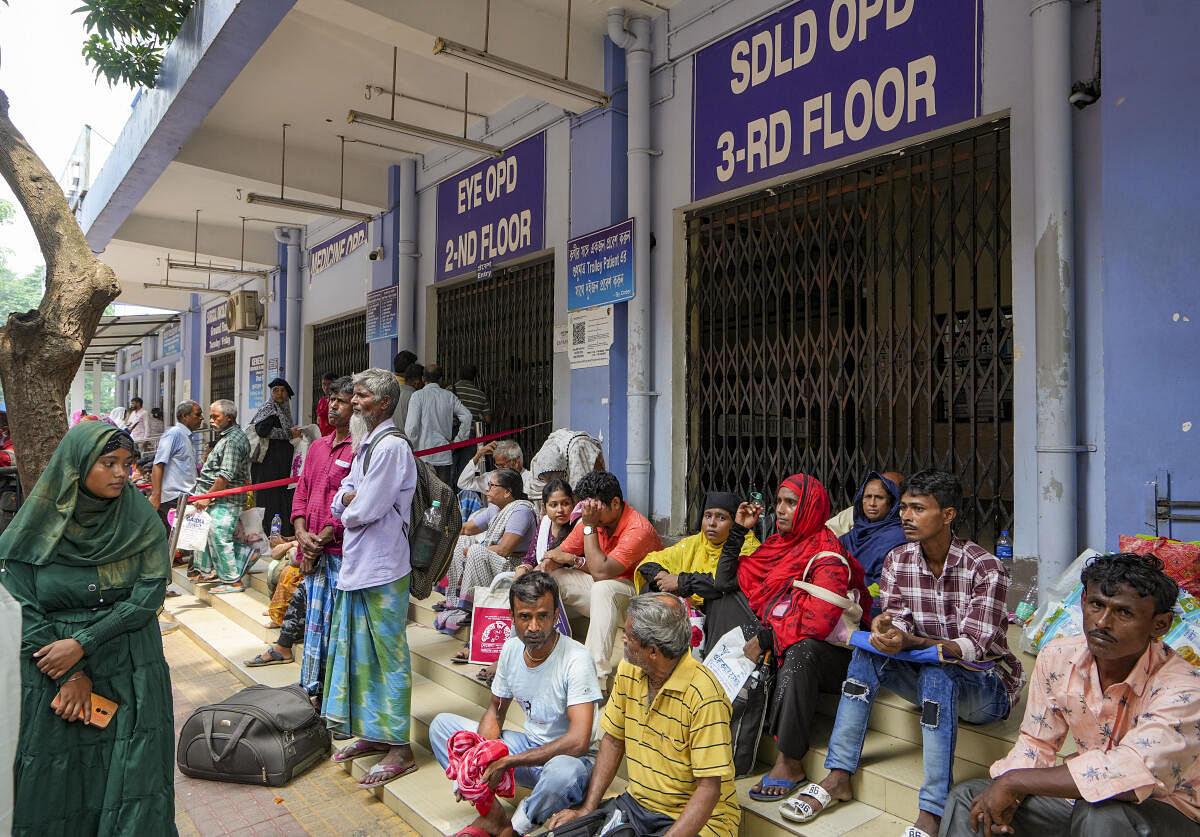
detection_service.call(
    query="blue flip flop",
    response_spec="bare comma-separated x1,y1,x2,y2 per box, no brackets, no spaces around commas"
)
747,773,802,801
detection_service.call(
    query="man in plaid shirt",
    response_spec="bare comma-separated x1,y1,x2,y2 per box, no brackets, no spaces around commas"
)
784,469,1021,837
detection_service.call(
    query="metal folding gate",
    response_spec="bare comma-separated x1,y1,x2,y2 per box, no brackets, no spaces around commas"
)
310,313,369,422
208,351,235,404
685,121,1012,547
436,257,554,463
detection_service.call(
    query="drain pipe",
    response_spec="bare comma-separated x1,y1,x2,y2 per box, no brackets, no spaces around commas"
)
396,158,418,353
1031,0,1078,590
607,8,653,514
274,227,303,386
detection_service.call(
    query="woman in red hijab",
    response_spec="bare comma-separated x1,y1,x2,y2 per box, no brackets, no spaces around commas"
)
709,473,870,801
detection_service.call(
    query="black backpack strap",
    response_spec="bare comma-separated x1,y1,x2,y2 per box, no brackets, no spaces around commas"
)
360,428,405,473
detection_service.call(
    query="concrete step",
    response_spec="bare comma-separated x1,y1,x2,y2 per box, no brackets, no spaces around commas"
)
163,591,299,689
171,565,281,642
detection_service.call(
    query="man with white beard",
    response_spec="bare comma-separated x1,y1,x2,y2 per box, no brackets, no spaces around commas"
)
326,368,421,788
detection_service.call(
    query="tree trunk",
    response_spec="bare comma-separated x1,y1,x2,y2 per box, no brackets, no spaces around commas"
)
0,88,121,494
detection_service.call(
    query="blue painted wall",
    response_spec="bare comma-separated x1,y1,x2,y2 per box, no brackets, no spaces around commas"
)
1100,0,1200,544
569,39,630,487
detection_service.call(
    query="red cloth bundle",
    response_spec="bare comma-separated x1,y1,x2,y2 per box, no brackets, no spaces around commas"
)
445,730,515,815
1119,535,1200,597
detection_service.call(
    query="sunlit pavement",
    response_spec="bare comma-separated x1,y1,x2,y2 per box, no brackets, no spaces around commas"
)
165,623,420,837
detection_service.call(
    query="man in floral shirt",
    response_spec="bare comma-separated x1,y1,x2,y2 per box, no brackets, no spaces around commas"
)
942,552,1200,836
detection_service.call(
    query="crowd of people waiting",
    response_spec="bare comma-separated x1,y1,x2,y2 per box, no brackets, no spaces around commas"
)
2,349,1198,837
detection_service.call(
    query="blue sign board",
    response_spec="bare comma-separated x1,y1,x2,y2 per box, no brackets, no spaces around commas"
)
692,0,981,201
310,221,369,277
248,355,265,410
568,218,634,311
476,261,493,282
204,302,233,354
365,285,399,343
436,133,545,281
161,321,182,356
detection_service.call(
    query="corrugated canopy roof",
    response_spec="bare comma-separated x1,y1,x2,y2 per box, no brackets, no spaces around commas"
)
83,313,181,371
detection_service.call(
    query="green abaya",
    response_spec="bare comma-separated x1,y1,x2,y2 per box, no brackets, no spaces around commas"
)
0,422,176,836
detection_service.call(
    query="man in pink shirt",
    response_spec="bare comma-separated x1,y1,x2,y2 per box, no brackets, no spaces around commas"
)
245,376,354,697
543,471,663,691
942,552,1200,836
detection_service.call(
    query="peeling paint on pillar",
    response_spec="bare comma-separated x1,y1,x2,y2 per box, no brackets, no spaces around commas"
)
1034,217,1074,405
1042,474,1064,502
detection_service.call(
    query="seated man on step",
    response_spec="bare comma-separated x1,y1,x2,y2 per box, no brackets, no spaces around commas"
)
542,471,662,692
787,469,1022,837
545,593,741,837
941,552,1200,837
429,571,600,837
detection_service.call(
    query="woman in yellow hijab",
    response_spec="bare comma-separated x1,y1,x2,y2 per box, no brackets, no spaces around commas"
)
635,491,760,606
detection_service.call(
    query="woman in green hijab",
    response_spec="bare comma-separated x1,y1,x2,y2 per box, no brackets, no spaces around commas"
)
0,421,175,836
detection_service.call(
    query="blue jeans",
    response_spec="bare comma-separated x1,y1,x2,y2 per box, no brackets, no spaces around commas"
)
824,649,1010,817
429,713,594,833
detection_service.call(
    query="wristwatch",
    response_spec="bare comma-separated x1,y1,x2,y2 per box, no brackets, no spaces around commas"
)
582,525,596,536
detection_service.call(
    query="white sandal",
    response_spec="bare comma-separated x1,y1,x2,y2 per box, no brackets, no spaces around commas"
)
779,782,841,823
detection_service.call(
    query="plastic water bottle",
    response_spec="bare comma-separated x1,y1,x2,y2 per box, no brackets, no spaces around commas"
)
270,514,282,538
995,529,1013,562
1014,583,1039,627
409,500,443,571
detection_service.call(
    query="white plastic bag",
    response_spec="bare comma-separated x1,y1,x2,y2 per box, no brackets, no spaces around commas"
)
233,507,270,557
176,507,213,552
702,627,757,703
1019,548,1100,655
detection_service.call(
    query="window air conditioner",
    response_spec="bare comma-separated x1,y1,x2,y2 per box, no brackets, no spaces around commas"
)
226,290,263,336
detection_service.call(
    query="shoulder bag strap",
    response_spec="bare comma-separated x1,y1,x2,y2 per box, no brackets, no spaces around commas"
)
794,551,855,608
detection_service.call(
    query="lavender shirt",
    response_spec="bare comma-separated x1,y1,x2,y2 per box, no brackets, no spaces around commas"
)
331,418,417,591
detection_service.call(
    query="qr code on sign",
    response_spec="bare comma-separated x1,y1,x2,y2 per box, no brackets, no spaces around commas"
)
572,322,586,345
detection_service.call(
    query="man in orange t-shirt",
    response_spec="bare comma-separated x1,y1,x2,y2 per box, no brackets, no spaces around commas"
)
543,471,662,691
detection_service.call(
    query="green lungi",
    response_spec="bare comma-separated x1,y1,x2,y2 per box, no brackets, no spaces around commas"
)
193,501,257,583
322,574,412,745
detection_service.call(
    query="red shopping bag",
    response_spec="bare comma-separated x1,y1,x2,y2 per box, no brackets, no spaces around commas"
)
1119,535,1200,596
469,573,515,665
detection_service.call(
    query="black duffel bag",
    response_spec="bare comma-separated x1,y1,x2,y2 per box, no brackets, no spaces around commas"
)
177,683,331,786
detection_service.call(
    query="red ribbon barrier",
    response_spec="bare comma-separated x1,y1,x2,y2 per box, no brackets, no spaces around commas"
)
186,423,541,501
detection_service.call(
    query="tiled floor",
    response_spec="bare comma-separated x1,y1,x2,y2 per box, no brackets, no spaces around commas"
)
166,624,419,836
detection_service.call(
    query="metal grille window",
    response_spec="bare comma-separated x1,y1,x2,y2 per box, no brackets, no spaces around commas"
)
685,122,1012,547
437,257,554,462
311,312,369,422
209,351,235,404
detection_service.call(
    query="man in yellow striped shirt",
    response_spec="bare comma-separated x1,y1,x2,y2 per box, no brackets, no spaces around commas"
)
545,593,741,836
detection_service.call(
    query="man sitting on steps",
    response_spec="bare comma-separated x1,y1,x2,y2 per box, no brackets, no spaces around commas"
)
542,471,662,694
787,469,1022,837
941,552,1200,837
545,593,741,837
429,571,600,837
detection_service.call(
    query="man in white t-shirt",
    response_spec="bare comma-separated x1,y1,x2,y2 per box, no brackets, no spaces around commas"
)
430,571,600,836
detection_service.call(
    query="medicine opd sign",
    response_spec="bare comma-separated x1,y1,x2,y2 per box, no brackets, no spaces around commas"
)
692,0,981,201
436,133,546,281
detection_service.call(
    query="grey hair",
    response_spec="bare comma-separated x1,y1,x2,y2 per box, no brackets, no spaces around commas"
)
352,368,401,416
175,399,200,420
212,399,237,420
493,439,522,464
626,593,691,659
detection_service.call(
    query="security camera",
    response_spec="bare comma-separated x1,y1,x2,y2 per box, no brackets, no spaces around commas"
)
367,246,385,261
